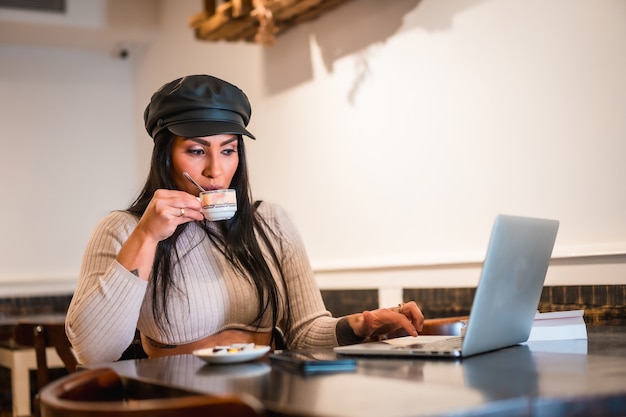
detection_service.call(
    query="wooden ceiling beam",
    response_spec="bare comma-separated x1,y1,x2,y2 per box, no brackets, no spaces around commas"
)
189,0,353,45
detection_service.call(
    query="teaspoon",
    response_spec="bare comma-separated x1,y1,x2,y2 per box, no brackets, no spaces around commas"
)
182,172,206,193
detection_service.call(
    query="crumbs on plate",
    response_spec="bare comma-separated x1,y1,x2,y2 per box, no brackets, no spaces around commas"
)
212,343,255,354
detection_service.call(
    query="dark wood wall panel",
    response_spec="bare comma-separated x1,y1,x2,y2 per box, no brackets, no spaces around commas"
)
0,294,71,316
405,285,626,325
320,289,378,317
0,286,623,324
538,285,626,325
404,288,475,319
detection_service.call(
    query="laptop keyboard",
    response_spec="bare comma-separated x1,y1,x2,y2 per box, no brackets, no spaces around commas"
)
405,336,464,351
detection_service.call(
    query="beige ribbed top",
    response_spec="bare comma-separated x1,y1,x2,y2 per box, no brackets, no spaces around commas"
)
66,202,338,364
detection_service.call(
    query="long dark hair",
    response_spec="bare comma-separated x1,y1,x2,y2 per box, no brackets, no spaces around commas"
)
127,130,288,344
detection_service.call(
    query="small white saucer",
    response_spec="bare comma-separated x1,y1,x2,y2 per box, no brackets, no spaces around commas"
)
193,345,271,364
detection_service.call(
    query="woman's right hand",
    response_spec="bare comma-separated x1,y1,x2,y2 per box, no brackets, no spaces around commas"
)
135,189,203,242
116,189,203,280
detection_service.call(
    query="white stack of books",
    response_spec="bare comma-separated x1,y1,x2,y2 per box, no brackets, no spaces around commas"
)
528,309,587,342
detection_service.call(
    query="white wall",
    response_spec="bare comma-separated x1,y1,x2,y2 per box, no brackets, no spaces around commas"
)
1,0,624,298
0,44,138,294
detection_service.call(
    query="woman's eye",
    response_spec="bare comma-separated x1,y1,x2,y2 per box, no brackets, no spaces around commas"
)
222,148,237,156
187,148,205,156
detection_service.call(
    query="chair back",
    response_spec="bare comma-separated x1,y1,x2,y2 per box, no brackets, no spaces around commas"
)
420,316,469,336
13,321,78,390
39,367,265,417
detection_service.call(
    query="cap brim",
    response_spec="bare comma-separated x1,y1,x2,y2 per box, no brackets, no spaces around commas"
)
166,121,255,139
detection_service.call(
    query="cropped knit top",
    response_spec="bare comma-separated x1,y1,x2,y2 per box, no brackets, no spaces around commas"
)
66,202,338,364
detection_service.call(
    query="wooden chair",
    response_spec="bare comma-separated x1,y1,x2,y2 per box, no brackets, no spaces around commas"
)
38,367,266,417
13,321,78,392
420,316,469,336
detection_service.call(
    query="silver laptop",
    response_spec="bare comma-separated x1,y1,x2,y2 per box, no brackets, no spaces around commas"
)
334,214,559,358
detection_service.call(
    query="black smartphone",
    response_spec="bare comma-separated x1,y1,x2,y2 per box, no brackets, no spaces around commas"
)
269,350,357,375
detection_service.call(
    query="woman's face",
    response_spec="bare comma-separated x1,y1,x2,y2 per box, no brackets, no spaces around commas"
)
171,134,239,194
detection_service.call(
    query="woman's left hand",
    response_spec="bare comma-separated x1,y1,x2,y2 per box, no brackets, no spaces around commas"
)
349,301,424,341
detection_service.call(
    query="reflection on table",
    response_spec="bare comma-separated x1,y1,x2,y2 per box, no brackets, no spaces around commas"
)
85,326,626,417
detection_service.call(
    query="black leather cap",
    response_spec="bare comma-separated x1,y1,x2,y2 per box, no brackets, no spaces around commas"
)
144,75,255,140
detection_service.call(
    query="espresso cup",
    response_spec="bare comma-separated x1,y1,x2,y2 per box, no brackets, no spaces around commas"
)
200,189,237,221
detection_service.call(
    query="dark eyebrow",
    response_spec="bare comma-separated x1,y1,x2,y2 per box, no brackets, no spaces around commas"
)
186,136,238,147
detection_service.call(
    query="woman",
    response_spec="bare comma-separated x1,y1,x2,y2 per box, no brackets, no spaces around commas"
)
66,75,424,364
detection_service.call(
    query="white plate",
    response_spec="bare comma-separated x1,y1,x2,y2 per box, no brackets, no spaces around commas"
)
193,345,271,364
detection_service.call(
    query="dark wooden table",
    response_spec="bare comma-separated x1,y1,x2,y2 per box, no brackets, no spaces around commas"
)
85,325,626,417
